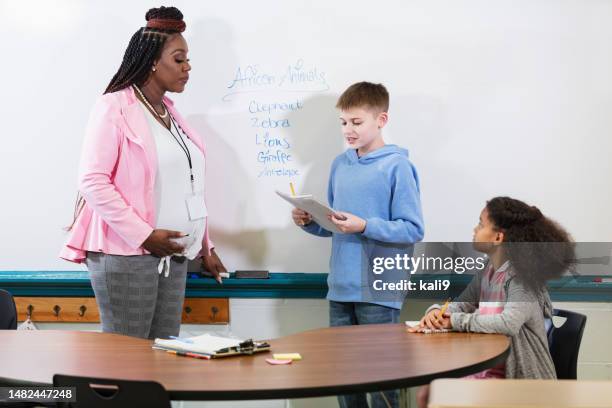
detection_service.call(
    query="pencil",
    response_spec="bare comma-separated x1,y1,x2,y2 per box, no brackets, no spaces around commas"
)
166,349,210,360
290,182,305,226
437,297,451,319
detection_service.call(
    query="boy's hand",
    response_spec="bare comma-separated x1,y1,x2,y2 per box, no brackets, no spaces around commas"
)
292,208,312,226
328,211,366,234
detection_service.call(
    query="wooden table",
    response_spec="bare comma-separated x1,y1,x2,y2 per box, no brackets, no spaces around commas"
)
0,324,510,400
429,379,612,408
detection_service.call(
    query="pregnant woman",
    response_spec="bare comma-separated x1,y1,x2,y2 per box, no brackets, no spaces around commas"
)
61,6,226,339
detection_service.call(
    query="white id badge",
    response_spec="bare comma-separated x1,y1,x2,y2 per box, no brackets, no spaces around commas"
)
185,191,207,220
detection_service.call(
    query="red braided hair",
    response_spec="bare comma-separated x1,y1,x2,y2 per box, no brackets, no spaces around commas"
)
146,18,186,32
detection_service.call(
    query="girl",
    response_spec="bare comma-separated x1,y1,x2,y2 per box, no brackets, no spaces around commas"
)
412,197,575,408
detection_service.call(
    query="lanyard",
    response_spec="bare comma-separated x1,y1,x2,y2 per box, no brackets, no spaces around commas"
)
133,85,196,192
167,114,195,193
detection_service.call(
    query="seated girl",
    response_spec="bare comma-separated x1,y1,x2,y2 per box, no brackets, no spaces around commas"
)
411,196,575,408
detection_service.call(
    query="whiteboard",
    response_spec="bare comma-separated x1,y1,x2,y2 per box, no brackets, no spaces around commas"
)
1,0,611,271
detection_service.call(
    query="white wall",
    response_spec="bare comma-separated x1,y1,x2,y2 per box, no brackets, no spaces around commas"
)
1,0,611,273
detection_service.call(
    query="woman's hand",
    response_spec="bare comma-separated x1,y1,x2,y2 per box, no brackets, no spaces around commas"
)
328,211,366,234
292,208,313,226
142,229,186,257
202,248,227,284
407,309,452,332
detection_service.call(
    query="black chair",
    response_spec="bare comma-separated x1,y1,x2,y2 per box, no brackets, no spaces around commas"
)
53,375,171,408
0,289,17,330
547,308,587,379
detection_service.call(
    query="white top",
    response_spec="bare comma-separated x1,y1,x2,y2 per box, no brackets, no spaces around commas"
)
139,101,207,264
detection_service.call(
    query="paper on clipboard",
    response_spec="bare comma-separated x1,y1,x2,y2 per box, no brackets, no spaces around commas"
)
276,190,343,234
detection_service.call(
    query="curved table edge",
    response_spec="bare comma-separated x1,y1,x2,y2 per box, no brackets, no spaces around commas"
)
168,336,511,400
0,331,511,401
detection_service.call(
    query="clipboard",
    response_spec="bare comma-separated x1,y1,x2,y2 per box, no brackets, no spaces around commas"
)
276,190,344,234
153,334,271,359
212,339,271,358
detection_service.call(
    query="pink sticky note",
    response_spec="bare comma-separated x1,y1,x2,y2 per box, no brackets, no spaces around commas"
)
266,358,293,365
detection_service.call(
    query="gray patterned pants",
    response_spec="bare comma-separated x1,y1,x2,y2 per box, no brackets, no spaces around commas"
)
86,252,188,339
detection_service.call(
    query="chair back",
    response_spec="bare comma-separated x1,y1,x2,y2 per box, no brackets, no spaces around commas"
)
547,308,587,379
0,289,17,330
53,374,171,408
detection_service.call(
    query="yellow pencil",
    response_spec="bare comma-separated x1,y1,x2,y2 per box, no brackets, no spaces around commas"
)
437,297,451,319
290,182,305,225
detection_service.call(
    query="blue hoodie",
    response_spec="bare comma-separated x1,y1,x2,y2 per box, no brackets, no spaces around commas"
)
303,145,425,309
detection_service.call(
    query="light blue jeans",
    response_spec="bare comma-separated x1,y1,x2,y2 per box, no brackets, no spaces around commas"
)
329,301,400,408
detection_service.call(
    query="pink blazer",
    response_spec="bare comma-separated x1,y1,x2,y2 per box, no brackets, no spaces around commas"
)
60,87,213,263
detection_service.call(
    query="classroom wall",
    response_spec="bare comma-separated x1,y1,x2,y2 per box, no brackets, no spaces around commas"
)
2,0,612,274
3,1,611,406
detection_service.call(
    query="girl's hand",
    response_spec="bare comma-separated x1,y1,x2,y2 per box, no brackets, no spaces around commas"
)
328,211,366,234
202,248,227,284
436,312,452,329
408,309,452,332
423,308,452,330
292,208,313,226
407,310,438,332
407,323,422,333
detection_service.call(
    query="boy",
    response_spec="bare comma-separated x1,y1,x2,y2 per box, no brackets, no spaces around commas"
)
292,82,424,408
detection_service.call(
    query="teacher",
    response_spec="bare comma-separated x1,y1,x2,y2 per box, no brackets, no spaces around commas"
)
60,6,226,339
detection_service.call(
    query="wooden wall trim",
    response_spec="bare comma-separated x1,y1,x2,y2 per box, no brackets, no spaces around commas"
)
14,297,229,324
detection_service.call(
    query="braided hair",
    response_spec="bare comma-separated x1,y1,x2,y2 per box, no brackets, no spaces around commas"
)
486,196,575,289
104,6,186,94
67,7,186,231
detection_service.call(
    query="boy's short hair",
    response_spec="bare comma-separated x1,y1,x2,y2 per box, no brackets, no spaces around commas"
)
336,82,389,113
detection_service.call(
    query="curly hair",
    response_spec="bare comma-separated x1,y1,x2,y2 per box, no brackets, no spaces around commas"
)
486,196,575,289
104,6,185,94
